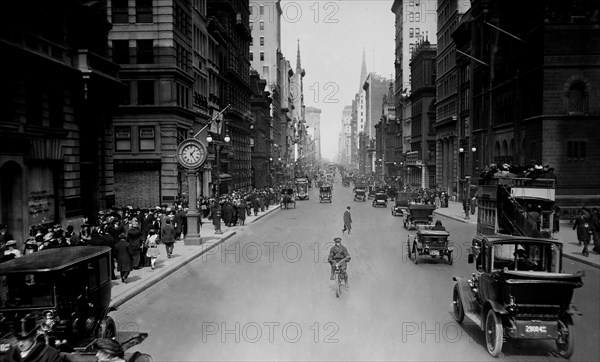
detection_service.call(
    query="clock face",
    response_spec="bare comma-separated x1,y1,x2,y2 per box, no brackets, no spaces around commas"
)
177,139,207,169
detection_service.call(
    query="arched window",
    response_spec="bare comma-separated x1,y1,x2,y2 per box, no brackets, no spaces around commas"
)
567,82,586,114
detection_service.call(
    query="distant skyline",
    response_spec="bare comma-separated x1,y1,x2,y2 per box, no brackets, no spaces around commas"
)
277,0,396,161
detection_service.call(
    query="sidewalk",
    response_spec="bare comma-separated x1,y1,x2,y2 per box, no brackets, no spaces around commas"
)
433,201,600,269
110,204,281,308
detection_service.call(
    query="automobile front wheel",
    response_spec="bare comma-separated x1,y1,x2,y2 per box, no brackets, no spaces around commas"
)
452,284,464,323
97,316,116,339
556,318,575,359
485,309,503,357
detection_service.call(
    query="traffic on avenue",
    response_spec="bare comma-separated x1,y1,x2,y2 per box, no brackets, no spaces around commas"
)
107,177,600,361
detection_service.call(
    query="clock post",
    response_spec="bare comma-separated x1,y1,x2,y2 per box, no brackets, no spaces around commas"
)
176,135,208,246
184,169,202,245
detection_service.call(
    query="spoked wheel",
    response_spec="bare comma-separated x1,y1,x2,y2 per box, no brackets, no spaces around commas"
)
485,309,503,357
97,316,116,339
335,273,341,298
412,242,418,264
556,318,575,359
452,284,464,323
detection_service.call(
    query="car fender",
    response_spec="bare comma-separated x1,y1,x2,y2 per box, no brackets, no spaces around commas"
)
452,277,476,315
565,304,582,316
485,299,509,316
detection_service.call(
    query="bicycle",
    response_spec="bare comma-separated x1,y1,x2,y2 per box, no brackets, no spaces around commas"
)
332,262,346,298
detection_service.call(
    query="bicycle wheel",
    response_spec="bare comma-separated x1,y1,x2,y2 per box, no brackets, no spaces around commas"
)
335,273,341,298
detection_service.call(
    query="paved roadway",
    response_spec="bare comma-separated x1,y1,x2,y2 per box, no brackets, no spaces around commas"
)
113,182,600,361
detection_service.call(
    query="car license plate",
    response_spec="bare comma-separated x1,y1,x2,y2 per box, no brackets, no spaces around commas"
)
430,250,439,256
517,321,556,338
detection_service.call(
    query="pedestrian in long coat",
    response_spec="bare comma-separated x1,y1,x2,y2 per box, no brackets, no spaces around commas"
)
223,202,234,227
161,218,176,258
237,202,247,226
174,206,186,240
342,206,353,234
252,197,260,216
113,234,133,283
127,222,143,269
573,210,591,256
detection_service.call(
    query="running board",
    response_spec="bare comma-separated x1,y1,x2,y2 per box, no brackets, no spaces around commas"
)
455,279,482,329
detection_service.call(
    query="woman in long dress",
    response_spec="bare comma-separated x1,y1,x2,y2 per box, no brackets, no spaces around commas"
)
145,229,160,269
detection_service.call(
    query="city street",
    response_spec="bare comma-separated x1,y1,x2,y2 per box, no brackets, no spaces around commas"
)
113,183,600,361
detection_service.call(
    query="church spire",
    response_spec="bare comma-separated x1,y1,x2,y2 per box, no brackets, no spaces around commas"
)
296,39,302,71
359,47,368,91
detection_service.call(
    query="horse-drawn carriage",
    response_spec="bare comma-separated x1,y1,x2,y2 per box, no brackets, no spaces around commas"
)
281,188,296,209
319,185,332,203
403,204,436,229
354,184,367,202
408,229,453,264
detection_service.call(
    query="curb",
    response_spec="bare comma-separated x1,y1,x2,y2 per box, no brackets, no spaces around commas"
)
433,211,475,224
562,252,600,270
252,204,281,223
111,231,237,308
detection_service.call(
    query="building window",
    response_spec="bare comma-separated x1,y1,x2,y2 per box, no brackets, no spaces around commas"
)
137,80,154,105
136,39,153,64
260,36,264,46
121,81,131,105
567,83,586,114
136,0,153,23
112,0,128,23
139,126,156,151
112,40,129,64
409,28,414,37
259,5,264,15
260,52,264,61
408,12,414,22
250,21,253,30
415,28,420,37
115,127,132,151
250,37,253,46
249,52,253,61
259,21,264,30
415,12,420,22
567,141,586,162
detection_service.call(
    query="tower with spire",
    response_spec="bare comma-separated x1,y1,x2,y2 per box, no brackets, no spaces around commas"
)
359,47,368,92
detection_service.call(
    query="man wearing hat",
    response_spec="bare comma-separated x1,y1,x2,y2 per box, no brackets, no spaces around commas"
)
94,338,125,362
327,237,351,287
4,240,22,258
4,314,61,361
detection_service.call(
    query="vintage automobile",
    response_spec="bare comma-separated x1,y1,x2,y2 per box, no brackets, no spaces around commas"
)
372,191,388,208
354,184,367,202
452,236,584,358
342,178,351,187
0,246,148,356
403,204,436,229
295,178,310,200
367,185,376,199
319,185,332,203
281,188,296,209
391,192,416,216
407,230,453,264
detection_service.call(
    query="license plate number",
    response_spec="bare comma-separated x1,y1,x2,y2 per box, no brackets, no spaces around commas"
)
525,325,547,334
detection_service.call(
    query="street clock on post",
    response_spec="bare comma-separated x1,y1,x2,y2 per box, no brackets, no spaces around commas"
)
176,138,207,169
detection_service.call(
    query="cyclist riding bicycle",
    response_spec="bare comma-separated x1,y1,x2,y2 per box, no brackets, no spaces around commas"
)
328,237,351,286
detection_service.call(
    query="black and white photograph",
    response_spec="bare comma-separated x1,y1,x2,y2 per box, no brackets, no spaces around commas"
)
1,0,599,361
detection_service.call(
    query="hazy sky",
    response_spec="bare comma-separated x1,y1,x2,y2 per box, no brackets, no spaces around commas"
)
279,0,396,161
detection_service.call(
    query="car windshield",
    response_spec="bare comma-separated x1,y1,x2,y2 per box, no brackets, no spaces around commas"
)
0,273,55,309
491,242,560,272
